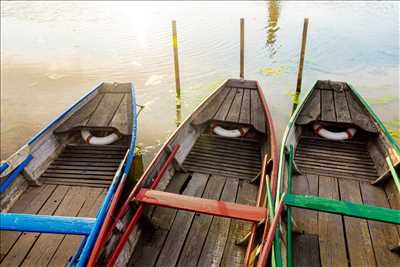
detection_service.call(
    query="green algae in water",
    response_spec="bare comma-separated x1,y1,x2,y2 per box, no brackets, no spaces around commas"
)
385,119,400,128
384,119,400,143
260,66,288,76
366,96,397,105
387,127,400,143
286,91,301,104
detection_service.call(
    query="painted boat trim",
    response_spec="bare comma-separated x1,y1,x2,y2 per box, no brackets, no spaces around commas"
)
27,83,103,145
284,193,400,224
348,84,400,155
1,213,96,235
0,83,102,177
0,155,33,193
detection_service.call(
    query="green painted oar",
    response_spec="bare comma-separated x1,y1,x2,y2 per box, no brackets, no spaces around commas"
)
285,194,400,224
386,156,400,193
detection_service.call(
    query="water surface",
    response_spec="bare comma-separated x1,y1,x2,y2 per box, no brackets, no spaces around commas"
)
1,1,399,162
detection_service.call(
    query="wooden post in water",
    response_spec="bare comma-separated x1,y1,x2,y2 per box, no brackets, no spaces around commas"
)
172,20,182,125
240,18,245,79
292,18,309,114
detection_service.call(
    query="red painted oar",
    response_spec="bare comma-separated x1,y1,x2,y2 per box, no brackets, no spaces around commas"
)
104,145,180,266
87,172,127,266
243,155,268,266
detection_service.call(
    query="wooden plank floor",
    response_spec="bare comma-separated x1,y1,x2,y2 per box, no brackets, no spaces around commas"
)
0,185,107,266
295,137,378,181
129,172,258,267
291,174,400,267
0,142,127,265
183,134,261,180
42,144,127,187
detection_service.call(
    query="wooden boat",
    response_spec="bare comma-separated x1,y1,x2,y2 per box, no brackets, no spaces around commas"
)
88,78,279,267
276,80,400,266
0,82,137,266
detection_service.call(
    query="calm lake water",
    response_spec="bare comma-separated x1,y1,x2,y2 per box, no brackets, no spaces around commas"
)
1,1,399,163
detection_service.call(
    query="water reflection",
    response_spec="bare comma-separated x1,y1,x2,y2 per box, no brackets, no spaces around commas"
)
1,1,398,160
265,0,280,58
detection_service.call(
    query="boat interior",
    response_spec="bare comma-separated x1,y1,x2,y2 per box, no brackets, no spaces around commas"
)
99,79,274,267
0,83,133,266
284,80,400,266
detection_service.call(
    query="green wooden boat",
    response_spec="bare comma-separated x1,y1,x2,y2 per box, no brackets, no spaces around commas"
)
275,80,400,266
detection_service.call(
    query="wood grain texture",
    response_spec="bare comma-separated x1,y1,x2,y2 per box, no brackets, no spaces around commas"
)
385,179,400,235
129,173,191,267
295,137,377,181
184,134,261,180
86,93,125,127
176,175,226,267
155,173,209,267
0,185,56,261
360,181,400,266
214,88,237,121
55,93,104,133
109,93,132,135
334,90,352,123
291,174,319,235
250,89,265,133
239,89,251,124
21,187,88,266
0,185,67,266
339,179,377,267
192,86,230,125
48,188,105,266
292,234,321,267
221,180,258,267
318,176,348,267
297,89,321,125
321,89,336,122
345,91,377,133
197,178,239,267
226,88,244,123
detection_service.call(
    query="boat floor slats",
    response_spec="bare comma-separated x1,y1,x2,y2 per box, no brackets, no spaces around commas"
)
129,172,258,267
66,144,128,151
183,134,261,180
295,137,378,181
40,144,126,187
291,174,400,267
0,185,106,266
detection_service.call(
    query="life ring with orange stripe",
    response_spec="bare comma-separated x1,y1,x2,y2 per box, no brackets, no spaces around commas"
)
81,130,119,145
212,125,249,138
313,123,357,141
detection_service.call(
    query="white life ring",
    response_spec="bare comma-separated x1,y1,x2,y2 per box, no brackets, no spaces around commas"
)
213,126,249,138
313,123,357,141
81,130,119,145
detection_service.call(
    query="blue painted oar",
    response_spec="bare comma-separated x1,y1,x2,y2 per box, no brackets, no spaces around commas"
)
0,213,95,235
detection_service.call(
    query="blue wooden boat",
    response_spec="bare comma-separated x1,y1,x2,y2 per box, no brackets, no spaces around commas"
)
0,82,137,266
